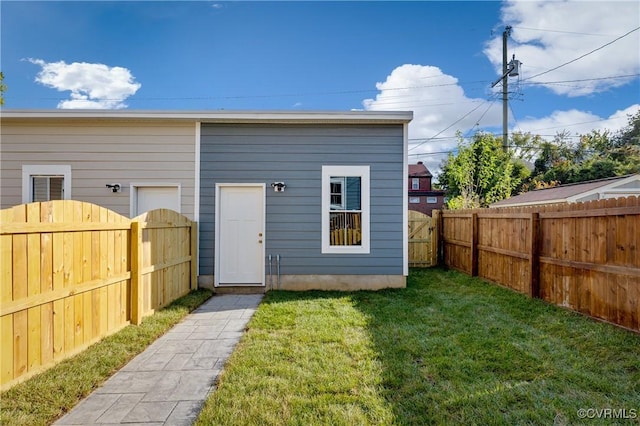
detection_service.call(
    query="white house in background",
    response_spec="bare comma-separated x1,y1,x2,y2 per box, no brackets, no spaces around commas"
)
490,174,640,208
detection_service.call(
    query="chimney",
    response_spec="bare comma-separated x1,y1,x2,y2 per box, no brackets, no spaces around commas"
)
417,161,423,165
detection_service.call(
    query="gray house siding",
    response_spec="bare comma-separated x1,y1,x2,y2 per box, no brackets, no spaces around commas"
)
199,123,405,277
0,119,196,219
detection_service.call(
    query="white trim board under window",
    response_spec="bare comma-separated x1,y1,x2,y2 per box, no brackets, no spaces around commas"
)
22,165,72,203
322,165,370,254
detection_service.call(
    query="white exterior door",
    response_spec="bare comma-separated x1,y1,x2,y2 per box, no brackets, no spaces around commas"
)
217,185,265,286
133,185,180,216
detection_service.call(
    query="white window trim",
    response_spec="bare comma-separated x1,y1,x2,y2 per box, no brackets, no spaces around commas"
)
412,178,420,190
322,165,370,254
409,196,421,204
22,165,72,203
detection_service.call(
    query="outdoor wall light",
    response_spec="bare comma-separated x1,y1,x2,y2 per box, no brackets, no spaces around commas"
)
271,182,286,192
106,183,121,193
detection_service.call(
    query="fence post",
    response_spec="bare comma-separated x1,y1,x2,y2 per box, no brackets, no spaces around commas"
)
529,212,540,298
190,222,198,291
470,213,479,276
436,210,444,266
431,210,439,266
130,221,143,325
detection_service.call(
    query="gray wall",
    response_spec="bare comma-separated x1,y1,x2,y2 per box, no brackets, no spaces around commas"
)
199,123,405,276
1,119,197,219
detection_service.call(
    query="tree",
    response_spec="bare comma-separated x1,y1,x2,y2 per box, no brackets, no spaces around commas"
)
438,132,529,209
613,109,640,148
524,110,640,186
0,72,6,106
610,109,640,174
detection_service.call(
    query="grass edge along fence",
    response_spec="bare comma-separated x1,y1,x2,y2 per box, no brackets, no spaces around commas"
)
438,196,640,333
0,200,197,390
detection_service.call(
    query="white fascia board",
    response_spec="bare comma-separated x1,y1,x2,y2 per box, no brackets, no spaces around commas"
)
1,109,413,124
566,174,640,202
402,122,409,276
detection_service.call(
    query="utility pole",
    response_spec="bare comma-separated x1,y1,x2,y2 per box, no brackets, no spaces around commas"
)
491,26,520,152
501,26,510,151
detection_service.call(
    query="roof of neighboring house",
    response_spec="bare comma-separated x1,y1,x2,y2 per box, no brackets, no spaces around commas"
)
491,174,640,208
409,161,432,178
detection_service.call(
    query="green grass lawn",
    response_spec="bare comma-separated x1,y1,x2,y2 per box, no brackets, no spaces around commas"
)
0,288,212,426
196,268,640,426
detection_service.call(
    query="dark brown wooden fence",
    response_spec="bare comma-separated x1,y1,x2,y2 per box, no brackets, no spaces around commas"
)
440,196,640,333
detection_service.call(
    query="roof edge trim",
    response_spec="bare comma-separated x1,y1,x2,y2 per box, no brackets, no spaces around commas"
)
1,109,413,124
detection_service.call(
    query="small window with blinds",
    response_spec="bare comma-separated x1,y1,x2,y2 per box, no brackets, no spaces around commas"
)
22,165,71,203
32,176,64,202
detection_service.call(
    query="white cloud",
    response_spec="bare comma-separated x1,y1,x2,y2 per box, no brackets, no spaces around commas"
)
363,1,639,177
516,104,640,137
363,64,639,178
363,64,501,178
28,59,141,109
485,0,640,97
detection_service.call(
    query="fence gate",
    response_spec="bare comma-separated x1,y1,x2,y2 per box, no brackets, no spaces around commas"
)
408,210,437,267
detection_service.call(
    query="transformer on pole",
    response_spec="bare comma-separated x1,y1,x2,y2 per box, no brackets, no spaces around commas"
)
491,26,521,152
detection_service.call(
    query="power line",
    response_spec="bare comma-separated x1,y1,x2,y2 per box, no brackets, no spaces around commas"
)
511,26,616,37
464,98,499,138
407,108,633,148
408,99,493,152
520,116,628,134
523,26,640,81
409,150,456,157
408,135,460,141
10,74,635,104
508,102,522,134
520,74,640,86
408,142,606,158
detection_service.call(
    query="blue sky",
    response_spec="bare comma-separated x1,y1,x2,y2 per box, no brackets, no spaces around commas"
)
2,1,639,175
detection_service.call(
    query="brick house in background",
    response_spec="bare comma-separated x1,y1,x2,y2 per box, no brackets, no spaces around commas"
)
408,161,445,216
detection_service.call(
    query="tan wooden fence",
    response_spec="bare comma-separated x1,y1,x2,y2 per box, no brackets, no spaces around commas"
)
439,196,640,333
408,210,438,267
0,201,197,390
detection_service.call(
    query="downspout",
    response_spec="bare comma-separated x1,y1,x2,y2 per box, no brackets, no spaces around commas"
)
268,254,273,291
277,254,281,290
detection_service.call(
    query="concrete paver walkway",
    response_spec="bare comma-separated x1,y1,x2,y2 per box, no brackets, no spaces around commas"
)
54,294,263,426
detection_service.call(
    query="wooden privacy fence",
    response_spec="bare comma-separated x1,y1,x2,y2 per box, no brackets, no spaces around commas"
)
440,196,640,333
0,201,197,390
408,210,438,267
330,212,362,246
